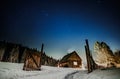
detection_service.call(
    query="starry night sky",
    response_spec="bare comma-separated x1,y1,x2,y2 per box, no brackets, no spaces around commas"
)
0,0,120,59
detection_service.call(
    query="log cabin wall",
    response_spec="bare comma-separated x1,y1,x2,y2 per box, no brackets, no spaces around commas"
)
59,51,82,68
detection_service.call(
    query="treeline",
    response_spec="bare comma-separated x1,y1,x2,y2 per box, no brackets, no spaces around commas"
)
0,41,58,66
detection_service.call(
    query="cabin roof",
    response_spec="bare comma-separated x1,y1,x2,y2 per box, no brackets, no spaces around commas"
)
60,51,82,63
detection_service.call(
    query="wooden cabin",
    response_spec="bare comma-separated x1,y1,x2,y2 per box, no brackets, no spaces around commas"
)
59,51,82,68
23,49,41,71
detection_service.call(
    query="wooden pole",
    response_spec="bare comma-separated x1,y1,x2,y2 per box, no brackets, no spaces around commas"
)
85,45,91,73
41,43,44,53
40,43,44,68
85,39,92,72
85,39,97,73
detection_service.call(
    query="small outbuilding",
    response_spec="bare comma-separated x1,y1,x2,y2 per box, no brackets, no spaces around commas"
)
23,44,44,71
58,51,82,68
23,49,41,71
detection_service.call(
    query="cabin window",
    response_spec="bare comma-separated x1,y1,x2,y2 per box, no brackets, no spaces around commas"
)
73,61,77,65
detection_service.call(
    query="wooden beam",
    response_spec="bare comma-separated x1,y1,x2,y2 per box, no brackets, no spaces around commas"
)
40,43,44,67
85,39,93,73
85,39,97,73
85,45,91,73
41,43,44,53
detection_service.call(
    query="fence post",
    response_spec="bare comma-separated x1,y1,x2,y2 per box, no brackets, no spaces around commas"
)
85,39,97,73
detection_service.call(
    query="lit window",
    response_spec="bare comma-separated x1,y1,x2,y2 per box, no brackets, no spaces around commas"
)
73,61,77,65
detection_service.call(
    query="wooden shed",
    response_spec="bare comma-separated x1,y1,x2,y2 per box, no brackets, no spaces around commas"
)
23,44,44,71
59,51,82,68
23,49,41,71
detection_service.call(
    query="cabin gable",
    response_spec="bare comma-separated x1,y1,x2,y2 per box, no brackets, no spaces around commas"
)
59,51,82,68
68,52,81,61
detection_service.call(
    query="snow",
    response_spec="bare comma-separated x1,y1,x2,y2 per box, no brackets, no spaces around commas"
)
0,62,120,79
72,68,120,79
0,62,80,79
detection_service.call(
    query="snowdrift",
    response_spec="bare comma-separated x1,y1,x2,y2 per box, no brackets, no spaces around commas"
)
0,62,120,79
0,62,79,79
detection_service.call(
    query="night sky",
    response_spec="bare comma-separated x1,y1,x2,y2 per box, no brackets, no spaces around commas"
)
0,0,120,60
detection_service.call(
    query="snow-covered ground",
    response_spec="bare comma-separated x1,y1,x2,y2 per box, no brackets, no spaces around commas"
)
0,62,80,79
0,62,120,79
67,68,120,79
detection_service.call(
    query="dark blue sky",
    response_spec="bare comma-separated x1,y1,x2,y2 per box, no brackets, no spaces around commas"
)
0,0,120,59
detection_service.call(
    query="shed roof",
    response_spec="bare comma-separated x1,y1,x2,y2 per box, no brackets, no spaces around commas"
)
60,51,82,63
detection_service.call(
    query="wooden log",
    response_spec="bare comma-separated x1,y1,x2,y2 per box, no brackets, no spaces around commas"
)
41,43,44,53
85,39,92,73
85,39,98,73
85,45,91,73
40,43,44,66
